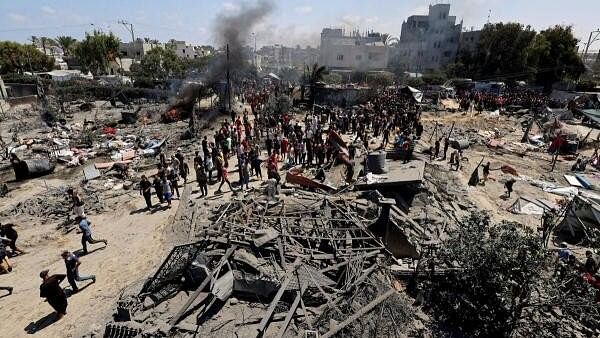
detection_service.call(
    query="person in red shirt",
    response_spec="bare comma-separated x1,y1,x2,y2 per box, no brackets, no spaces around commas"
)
216,164,233,193
281,137,289,160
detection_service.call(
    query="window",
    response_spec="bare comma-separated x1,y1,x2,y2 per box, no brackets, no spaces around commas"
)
355,55,362,61
337,54,344,61
443,51,452,57
182,49,186,53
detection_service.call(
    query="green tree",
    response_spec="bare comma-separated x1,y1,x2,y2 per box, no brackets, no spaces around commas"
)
463,23,536,80
40,37,55,55
527,25,585,89
74,30,120,75
278,67,300,84
366,72,394,87
302,63,328,106
56,36,77,56
130,47,185,80
350,70,367,84
424,212,600,337
0,41,55,74
322,72,343,85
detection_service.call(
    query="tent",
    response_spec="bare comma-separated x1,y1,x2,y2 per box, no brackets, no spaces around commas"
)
399,86,423,103
509,196,557,215
558,195,600,238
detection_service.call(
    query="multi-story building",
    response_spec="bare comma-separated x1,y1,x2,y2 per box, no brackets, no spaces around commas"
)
119,40,164,59
398,3,462,72
319,28,388,71
459,28,482,54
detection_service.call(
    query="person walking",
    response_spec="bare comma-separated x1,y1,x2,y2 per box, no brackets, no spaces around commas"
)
196,164,208,197
67,188,85,218
216,164,233,194
77,216,107,255
39,269,68,320
61,250,95,293
161,176,173,208
166,164,180,199
152,175,164,204
139,175,153,210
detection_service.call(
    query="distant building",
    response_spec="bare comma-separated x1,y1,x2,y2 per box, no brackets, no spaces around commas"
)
459,29,482,54
398,3,462,72
119,40,164,59
319,28,388,71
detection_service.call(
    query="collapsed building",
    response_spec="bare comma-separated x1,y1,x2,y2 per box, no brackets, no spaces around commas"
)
102,189,422,337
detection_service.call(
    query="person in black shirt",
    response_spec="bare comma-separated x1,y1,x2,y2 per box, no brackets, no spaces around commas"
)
584,250,598,275
139,175,153,209
202,136,209,158
61,250,95,293
39,269,68,319
0,223,25,255
152,175,164,204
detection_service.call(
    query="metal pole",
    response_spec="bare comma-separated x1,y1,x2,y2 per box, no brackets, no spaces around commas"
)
583,30,600,61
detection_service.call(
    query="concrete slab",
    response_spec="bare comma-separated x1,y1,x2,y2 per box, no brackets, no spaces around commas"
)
355,159,425,190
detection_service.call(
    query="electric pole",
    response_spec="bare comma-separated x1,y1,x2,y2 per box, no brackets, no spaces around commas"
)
583,29,600,62
118,20,135,43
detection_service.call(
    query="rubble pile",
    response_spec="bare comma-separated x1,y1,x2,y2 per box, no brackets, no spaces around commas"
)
102,190,420,338
0,186,103,221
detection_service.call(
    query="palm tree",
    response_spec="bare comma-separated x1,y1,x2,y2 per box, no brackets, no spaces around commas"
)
304,63,328,106
40,37,56,55
56,36,77,56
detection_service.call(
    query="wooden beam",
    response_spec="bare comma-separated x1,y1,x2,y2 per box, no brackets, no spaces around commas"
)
256,257,302,337
319,289,396,338
169,245,237,326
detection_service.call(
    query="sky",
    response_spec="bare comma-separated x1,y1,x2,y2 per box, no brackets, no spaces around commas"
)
1,0,599,51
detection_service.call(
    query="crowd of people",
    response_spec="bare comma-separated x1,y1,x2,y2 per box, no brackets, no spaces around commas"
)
456,89,551,111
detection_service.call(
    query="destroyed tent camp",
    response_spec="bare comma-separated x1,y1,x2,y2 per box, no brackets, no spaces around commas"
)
103,190,419,338
557,194,600,242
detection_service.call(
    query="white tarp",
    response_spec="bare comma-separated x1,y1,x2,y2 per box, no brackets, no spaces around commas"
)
509,196,557,215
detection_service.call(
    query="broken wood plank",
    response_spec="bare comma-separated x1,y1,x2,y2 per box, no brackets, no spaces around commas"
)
169,245,237,326
319,289,396,338
256,257,302,337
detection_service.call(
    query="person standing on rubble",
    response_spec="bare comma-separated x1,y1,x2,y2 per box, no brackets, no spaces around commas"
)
504,178,516,197
77,216,107,254
482,162,491,184
61,250,95,293
39,269,68,320
139,175,153,210
250,145,263,180
434,138,441,159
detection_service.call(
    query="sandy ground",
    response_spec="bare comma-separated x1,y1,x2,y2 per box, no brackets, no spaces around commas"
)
0,98,260,337
0,174,180,337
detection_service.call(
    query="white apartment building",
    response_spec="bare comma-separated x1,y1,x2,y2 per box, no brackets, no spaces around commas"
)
398,3,462,72
319,28,388,71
